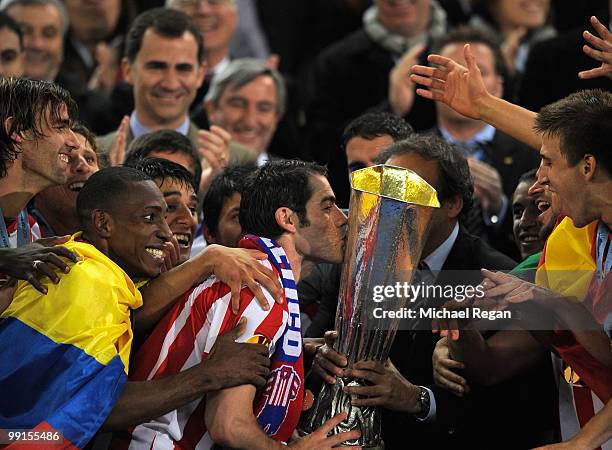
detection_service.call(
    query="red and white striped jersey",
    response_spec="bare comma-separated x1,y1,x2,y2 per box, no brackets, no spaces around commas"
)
3,212,41,248
113,235,304,450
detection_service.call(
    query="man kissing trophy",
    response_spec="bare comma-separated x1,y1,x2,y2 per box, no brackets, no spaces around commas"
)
299,164,439,449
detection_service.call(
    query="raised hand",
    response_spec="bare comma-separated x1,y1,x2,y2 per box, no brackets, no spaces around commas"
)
468,158,504,215
204,245,283,314
389,43,426,116
411,44,492,120
88,42,120,95
579,16,612,80
109,116,130,167
198,125,232,193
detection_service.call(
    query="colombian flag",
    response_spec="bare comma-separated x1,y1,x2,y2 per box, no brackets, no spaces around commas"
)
0,233,142,449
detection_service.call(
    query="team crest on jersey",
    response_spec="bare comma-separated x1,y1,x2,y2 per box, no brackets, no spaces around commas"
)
256,365,301,436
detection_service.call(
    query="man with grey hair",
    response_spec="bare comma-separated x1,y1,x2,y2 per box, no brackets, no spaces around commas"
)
204,57,285,165
0,0,114,133
0,0,68,81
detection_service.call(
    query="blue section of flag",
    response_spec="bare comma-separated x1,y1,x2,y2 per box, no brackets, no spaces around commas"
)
0,317,127,448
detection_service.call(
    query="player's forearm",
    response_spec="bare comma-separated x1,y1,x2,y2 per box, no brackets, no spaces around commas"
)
451,328,544,385
552,301,612,367
478,95,540,150
569,399,612,450
135,249,215,333
103,362,218,430
208,413,283,450
206,385,284,450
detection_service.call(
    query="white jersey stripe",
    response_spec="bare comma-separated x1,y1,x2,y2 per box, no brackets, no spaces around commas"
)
147,279,215,380
203,292,232,354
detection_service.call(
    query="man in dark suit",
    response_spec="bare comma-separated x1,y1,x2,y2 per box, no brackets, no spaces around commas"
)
423,27,540,260
304,0,447,207
310,134,555,449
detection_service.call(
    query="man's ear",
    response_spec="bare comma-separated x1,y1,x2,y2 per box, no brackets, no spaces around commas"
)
445,196,464,220
4,117,23,143
91,210,113,239
122,57,133,85
202,222,217,244
582,154,597,181
275,207,297,234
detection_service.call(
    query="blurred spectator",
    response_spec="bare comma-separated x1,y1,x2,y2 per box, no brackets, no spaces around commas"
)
0,11,23,77
0,0,115,133
469,0,556,76
62,0,138,95
0,0,67,81
305,0,447,207
166,0,238,109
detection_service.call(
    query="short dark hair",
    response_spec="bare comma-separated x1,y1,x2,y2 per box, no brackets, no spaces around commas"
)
0,11,22,48
240,160,328,240
203,164,255,236
340,112,414,152
76,166,152,228
534,89,612,176
379,134,474,214
70,121,98,155
0,77,76,177
126,156,197,194
431,26,507,79
124,129,201,190
125,7,204,64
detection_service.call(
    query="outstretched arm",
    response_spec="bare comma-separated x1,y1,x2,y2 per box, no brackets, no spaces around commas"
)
411,44,541,150
136,244,283,334
104,319,271,430
206,385,360,449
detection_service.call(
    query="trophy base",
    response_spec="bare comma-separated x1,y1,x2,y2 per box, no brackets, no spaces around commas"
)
298,378,384,449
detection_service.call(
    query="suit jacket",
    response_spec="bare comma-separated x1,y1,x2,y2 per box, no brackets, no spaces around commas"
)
429,127,541,261
384,228,556,449
304,29,437,207
96,120,257,169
